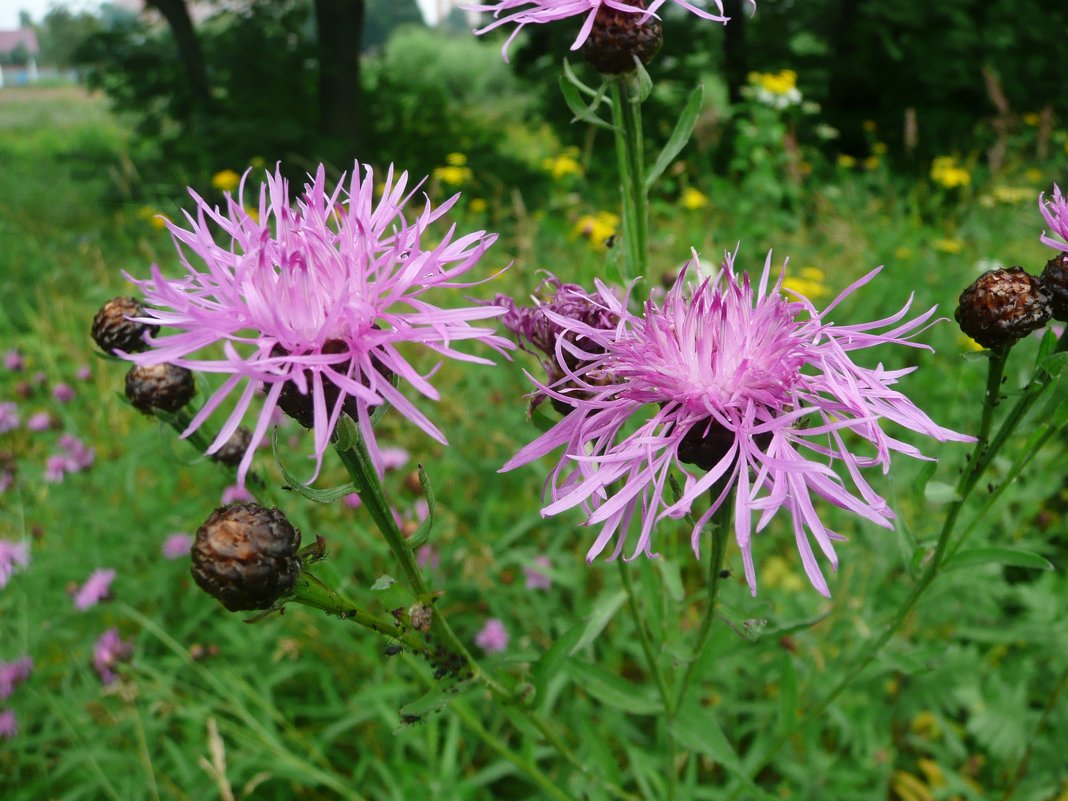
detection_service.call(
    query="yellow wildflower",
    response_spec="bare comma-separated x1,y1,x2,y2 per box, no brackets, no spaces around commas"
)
1026,167,1045,184
244,206,259,224
862,119,877,132
930,156,971,189
917,759,946,788
249,155,266,169
891,770,932,801
680,187,709,210
1022,112,1041,126
572,211,620,251
752,69,797,95
136,205,168,229
445,152,468,167
864,155,881,171
542,147,583,180
910,710,942,739
211,169,241,193
872,141,889,155
782,266,828,299
836,154,856,168
958,333,984,352
433,164,473,187
933,238,963,254
468,197,488,214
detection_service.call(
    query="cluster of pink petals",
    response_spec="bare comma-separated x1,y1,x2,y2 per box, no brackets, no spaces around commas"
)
469,0,729,61
475,618,510,652
74,568,116,610
523,555,553,590
92,628,133,685
43,435,95,484
504,251,972,596
0,540,30,589
0,402,18,433
162,533,194,560
3,350,23,371
1040,184,1068,253
25,412,51,432
0,657,32,699
123,163,510,484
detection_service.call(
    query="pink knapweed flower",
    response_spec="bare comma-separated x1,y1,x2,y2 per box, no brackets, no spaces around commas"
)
162,533,194,560
416,544,439,570
53,383,75,403
76,365,92,381
380,447,410,471
475,618,510,652
0,403,18,434
74,568,116,610
524,555,553,590
92,628,133,685
0,657,32,700
469,0,729,61
0,709,16,738
58,434,95,470
0,540,30,588
25,412,51,432
122,163,510,484
1040,184,1068,253
43,455,70,483
0,471,12,494
504,251,973,596
343,492,362,509
4,349,23,371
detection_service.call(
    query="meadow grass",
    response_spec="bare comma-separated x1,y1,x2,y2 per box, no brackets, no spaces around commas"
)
1,86,1066,801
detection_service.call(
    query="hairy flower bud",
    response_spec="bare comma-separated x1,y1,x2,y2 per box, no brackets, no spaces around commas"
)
91,297,159,355
125,363,196,414
1039,253,1068,322
211,427,252,467
584,1,663,75
954,267,1051,350
191,503,302,611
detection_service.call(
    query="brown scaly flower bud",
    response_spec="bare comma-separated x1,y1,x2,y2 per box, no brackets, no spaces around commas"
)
954,267,1051,350
191,503,302,612
211,427,253,467
91,297,159,355
583,0,663,75
125,363,196,414
1039,253,1068,322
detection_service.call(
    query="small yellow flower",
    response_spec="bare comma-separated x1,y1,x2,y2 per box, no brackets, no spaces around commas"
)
933,238,963,254
910,711,941,740
1022,112,1041,126
782,266,828,299
572,211,620,251
872,141,889,155
136,205,168,229
836,154,856,168
863,155,881,171
958,333,984,352
211,169,241,193
468,197,488,214
1026,167,1045,184
445,152,468,167
679,187,709,210
891,770,932,801
930,156,970,189
917,759,946,788
894,246,913,260
754,69,797,95
990,185,1033,205
862,119,877,132
542,147,583,180
433,164,473,187
249,156,266,169
244,206,259,224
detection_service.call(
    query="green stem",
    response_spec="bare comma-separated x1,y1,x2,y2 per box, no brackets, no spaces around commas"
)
609,78,649,288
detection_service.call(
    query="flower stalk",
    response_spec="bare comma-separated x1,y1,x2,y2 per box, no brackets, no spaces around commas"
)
609,77,649,287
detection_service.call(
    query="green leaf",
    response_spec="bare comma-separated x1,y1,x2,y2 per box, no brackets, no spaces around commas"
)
398,678,475,720
654,559,685,603
943,547,1054,573
333,413,359,452
924,480,961,505
273,429,355,503
568,590,627,655
559,75,614,131
530,623,585,700
669,703,740,767
629,60,653,103
645,84,704,192
566,661,663,715
1039,350,1068,379
406,464,436,550
776,653,799,735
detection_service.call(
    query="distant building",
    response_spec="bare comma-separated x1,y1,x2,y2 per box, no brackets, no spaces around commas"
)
0,28,40,88
421,0,480,26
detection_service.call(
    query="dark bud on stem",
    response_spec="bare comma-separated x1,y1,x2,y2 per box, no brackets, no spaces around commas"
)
1039,253,1068,322
583,1,663,75
91,297,159,355
211,427,252,467
191,503,302,612
125,363,195,414
954,267,1051,350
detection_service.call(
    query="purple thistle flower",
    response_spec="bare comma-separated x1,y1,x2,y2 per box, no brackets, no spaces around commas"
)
52,383,76,403
0,709,17,738
162,533,194,560
92,628,133,685
58,434,95,470
25,412,51,432
4,349,24,371
474,618,509,652
504,251,973,596
468,0,729,62
0,471,12,495
523,555,553,590
380,447,410,471
0,403,18,434
0,541,30,589
0,657,32,700
76,365,93,381
343,492,362,509
416,544,439,570
43,455,70,483
1040,184,1068,253
74,568,116,610
122,163,510,485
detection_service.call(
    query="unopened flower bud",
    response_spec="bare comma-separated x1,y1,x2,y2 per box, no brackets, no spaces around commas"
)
91,297,159,354
211,427,252,467
583,0,663,75
1039,253,1068,321
125,363,196,414
191,503,302,611
954,267,1051,350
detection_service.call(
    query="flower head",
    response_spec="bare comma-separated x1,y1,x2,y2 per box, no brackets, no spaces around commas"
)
74,568,116,610
524,555,553,589
504,251,972,596
0,403,18,434
25,412,51,432
0,709,16,739
123,163,510,484
162,533,194,560
92,628,134,685
0,540,30,589
1040,184,1068,254
0,657,32,700
52,383,75,404
4,350,23,371
469,0,729,62
475,618,510,652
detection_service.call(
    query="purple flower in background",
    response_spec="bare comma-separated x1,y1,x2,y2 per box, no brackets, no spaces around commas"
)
0,541,30,588
122,163,510,485
32,371,46,386
58,435,95,470
92,628,133,685
0,709,16,738
4,349,24,371
52,383,75,403
43,455,70,483
161,533,194,560
25,412,51,432
380,447,410,471
1040,184,1068,252
0,403,18,434
74,569,116,610
416,544,439,570
343,492,362,509
0,657,32,700
475,618,509,653
220,484,253,505
524,555,553,590
469,0,729,61
76,365,92,381
0,471,12,494
504,251,973,596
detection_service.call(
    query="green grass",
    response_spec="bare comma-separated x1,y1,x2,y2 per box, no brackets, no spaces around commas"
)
1,86,1067,801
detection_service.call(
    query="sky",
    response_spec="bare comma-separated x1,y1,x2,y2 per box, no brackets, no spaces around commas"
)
0,0,445,30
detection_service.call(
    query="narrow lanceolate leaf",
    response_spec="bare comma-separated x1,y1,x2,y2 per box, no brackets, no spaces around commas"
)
398,678,476,720
406,464,436,550
943,547,1054,573
273,429,355,503
559,76,615,130
565,661,663,715
645,85,704,192
568,590,628,655
531,623,585,701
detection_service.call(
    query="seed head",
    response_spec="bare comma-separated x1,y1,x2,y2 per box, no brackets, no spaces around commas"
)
211,427,253,468
1039,253,1068,322
91,297,159,355
954,267,1052,350
125,363,196,414
584,1,663,75
191,503,302,611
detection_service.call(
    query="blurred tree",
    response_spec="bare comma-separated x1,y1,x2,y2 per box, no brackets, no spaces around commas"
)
144,0,212,112
362,0,424,52
314,0,366,160
37,7,103,69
